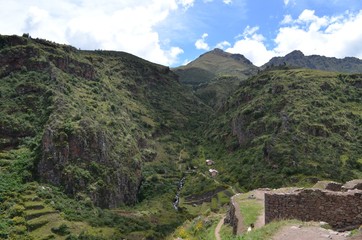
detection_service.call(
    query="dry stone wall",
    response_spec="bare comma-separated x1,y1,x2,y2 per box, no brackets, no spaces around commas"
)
224,200,238,235
265,188,362,231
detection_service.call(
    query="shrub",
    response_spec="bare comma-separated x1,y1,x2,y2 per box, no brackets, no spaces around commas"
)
51,223,70,236
9,204,25,217
12,216,26,225
13,225,27,234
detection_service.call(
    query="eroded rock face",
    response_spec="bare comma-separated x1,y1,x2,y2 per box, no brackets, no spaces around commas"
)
39,121,141,208
0,36,96,80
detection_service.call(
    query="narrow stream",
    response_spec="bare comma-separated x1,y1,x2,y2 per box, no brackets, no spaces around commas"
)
173,176,185,211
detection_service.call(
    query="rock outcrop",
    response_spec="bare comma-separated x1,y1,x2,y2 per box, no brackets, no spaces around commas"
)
39,122,141,208
263,50,362,73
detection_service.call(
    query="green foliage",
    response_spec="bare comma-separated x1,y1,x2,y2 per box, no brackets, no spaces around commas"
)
0,34,212,238
51,223,70,236
206,69,362,190
2,34,362,239
181,174,222,197
171,215,220,240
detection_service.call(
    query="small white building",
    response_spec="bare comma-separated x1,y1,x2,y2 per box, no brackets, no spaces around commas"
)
206,159,214,166
209,169,218,177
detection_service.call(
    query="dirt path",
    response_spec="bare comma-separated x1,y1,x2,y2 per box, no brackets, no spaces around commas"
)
272,225,351,240
214,217,225,240
249,190,266,229
214,194,244,240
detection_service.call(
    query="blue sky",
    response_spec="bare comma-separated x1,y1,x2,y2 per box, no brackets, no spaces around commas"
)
1,0,362,66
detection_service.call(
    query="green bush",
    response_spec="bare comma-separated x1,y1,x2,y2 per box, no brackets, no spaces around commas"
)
12,216,26,225
51,223,70,236
9,204,25,217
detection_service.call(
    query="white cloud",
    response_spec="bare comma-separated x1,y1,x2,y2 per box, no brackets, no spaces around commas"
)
223,0,232,4
284,0,296,6
274,9,362,58
177,0,195,9
205,0,232,4
225,9,362,66
195,33,210,50
0,0,187,66
226,26,274,66
27,6,49,25
281,14,293,24
215,41,231,49
182,59,192,66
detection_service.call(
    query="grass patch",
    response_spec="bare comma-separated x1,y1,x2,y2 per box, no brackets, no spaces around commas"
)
238,199,263,227
237,220,304,240
220,224,234,240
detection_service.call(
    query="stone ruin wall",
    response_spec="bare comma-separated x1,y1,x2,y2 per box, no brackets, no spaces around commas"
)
224,199,238,235
265,188,362,231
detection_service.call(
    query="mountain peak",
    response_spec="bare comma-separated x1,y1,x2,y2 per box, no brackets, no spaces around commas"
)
200,48,229,58
200,48,254,66
211,48,225,54
286,50,305,58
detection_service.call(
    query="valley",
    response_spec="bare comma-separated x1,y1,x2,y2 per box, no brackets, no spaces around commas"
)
0,34,362,239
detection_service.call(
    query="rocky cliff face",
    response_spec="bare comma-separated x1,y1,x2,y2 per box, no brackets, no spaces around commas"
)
39,122,141,208
0,34,208,209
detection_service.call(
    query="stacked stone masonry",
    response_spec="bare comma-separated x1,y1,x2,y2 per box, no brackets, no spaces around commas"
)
265,188,362,231
224,200,238,235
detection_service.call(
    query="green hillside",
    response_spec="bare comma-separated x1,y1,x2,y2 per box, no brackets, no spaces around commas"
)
204,68,362,189
174,48,258,109
0,34,211,239
1,34,362,239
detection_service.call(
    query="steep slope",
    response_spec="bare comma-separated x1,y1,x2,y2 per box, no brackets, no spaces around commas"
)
174,48,257,85
263,50,362,73
205,68,362,189
174,48,258,109
0,34,210,209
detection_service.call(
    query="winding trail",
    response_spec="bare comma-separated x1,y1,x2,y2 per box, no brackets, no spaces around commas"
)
214,217,225,240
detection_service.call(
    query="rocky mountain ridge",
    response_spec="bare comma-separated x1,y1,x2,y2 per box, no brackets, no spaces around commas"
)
263,50,362,73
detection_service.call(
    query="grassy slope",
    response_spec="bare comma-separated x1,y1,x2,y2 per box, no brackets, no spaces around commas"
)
174,49,258,109
0,35,212,239
2,35,362,239
205,68,362,190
